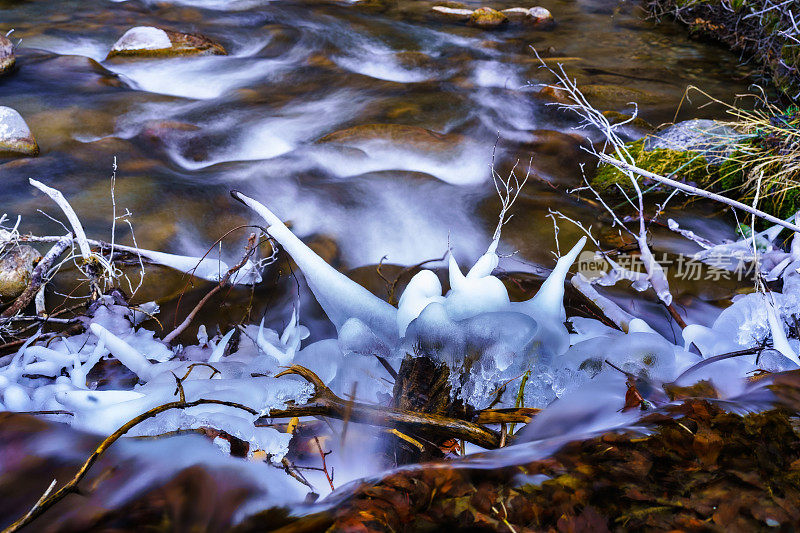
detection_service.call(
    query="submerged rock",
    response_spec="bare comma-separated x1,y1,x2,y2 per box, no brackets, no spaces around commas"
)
0,245,41,301
602,110,654,133
0,107,39,158
469,7,508,29
0,33,15,76
538,83,663,109
106,26,227,59
316,123,464,153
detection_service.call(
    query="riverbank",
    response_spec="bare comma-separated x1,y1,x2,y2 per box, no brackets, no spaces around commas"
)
645,0,800,101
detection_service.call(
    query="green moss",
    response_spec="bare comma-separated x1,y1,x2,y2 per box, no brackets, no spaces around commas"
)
592,139,726,192
592,134,800,220
781,44,800,67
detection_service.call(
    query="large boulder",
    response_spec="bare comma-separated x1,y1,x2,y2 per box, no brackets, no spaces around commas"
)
0,107,39,158
0,33,14,76
106,26,227,59
0,245,41,301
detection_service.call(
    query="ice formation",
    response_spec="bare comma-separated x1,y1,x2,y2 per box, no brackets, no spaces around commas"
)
110,27,172,53
3,187,800,504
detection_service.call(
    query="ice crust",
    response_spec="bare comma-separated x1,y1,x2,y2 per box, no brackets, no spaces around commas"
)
111,27,172,52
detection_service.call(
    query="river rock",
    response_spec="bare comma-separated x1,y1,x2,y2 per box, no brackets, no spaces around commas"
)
502,7,530,19
469,7,508,28
0,245,41,301
316,123,464,153
502,6,555,27
0,107,39,158
106,26,227,59
644,119,739,164
528,6,555,26
0,34,15,76
539,84,663,109
431,5,474,22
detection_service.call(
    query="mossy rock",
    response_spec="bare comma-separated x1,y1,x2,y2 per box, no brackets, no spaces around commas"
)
468,7,508,29
106,27,226,60
592,139,721,192
592,137,748,202
592,135,800,220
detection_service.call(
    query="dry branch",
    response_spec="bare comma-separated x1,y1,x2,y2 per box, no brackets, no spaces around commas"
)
162,234,257,344
260,365,534,450
1,398,259,533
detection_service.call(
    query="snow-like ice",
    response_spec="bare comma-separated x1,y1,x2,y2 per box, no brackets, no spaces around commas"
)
4,191,800,506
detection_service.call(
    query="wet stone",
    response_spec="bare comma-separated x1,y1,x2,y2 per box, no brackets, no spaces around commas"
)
0,245,41,301
0,107,39,158
0,33,15,76
431,5,474,22
502,6,555,28
528,6,555,27
106,26,227,59
469,7,508,29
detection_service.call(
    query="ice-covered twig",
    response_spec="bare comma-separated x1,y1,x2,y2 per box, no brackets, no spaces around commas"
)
521,236,586,321
21,234,251,285
231,190,398,341
29,180,91,261
666,219,715,249
570,274,636,331
88,323,153,380
207,329,235,363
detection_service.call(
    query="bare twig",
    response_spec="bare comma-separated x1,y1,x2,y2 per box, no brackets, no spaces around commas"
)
162,234,257,344
1,397,260,533
313,436,335,491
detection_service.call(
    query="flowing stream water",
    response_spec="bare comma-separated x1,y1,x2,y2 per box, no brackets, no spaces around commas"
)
0,0,770,525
